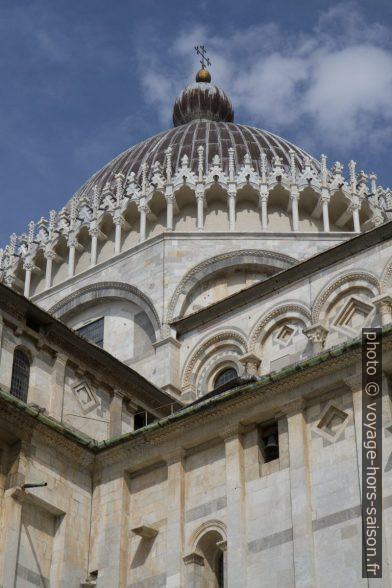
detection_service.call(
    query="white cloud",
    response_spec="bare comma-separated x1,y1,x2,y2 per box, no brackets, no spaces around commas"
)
138,3,392,153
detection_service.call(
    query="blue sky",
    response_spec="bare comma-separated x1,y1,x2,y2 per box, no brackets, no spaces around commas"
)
1,0,392,245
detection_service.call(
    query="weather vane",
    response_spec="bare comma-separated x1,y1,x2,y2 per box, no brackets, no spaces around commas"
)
194,46,211,70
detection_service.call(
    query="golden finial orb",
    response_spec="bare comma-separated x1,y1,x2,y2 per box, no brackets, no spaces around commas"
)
196,68,211,83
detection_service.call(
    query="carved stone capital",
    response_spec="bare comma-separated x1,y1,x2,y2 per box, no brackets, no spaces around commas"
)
372,293,392,312
113,214,126,226
44,249,57,260
183,553,204,567
239,352,262,376
138,203,150,215
303,323,328,346
88,227,106,240
23,262,34,272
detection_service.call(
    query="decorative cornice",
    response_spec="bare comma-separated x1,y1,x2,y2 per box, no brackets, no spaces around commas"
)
0,398,95,467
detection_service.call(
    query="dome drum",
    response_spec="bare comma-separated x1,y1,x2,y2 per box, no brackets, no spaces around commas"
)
0,70,390,297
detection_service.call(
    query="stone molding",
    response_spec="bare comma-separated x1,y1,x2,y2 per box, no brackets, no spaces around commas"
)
311,271,380,323
381,258,392,292
0,400,95,467
249,302,311,352
166,249,297,323
279,398,306,416
48,280,161,331
189,519,227,553
181,330,248,390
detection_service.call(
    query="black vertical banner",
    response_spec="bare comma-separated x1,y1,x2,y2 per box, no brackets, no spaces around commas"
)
362,328,382,578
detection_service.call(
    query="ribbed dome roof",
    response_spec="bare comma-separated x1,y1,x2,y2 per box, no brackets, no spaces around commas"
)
73,120,320,201
173,82,234,127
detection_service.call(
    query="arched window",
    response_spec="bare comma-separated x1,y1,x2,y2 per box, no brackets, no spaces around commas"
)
10,349,30,402
214,367,237,389
192,528,226,587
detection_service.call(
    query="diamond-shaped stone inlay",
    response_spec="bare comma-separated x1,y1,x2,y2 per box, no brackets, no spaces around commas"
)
73,380,99,413
313,403,350,443
334,296,373,331
274,324,296,347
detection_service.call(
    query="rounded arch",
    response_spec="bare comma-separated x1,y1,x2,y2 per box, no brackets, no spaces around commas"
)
188,520,227,588
167,249,297,323
381,257,392,293
49,281,161,334
311,271,380,324
181,329,247,392
189,520,227,553
249,302,311,352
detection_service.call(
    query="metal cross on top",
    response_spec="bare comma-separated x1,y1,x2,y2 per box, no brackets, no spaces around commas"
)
194,45,211,69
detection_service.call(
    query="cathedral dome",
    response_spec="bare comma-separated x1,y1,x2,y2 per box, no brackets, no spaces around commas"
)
74,122,318,201
72,68,320,201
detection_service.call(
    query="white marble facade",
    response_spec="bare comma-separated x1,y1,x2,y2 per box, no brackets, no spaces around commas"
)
1,69,392,587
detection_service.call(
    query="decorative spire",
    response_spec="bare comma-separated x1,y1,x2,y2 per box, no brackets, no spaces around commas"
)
194,45,212,82
197,145,204,180
165,147,173,183
228,147,235,181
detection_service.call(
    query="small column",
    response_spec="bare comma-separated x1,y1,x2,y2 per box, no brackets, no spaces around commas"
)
290,189,299,232
228,190,236,232
281,399,316,588
89,228,99,267
321,192,330,233
113,215,124,255
259,192,268,230
351,203,361,233
222,426,246,588
196,189,204,231
166,194,174,231
67,237,76,278
303,323,329,354
372,293,392,327
138,203,148,242
165,449,185,588
23,262,33,297
109,390,123,439
49,352,67,421
44,250,55,290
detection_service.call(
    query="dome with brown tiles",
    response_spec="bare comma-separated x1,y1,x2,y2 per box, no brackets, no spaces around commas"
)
73,120,319,201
